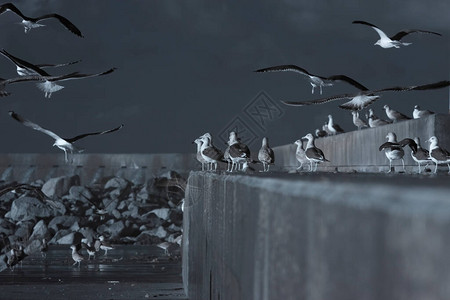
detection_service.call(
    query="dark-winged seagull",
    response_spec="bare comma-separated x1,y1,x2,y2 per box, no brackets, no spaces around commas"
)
199,135,224,171
352,20,441,49
302,133,329,172
322,123,333,136
383,105,411,122
315,128,327,138
427,136,450,173
254,65,369,94
351,111,368,130
0,2,83,37
407,137,431,174
1,49,115,98
379,132,416,173
413,105,434,119
281,80,450,111
228,131,251,172
258,137,274,172
327,115,345,135
294,139,309,171
9,111,123,162
193,138,208,171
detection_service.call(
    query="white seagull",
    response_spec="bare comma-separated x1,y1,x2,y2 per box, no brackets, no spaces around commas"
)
193,138,207,171
294,139,309,171
327,115,345,135
254,65,369,94
281,80,450,111
352,20,441,49
1,49,115,98
9,111,123,163
199,135,224,171
413,105,434,119
0,2,83,37
351,111,368,130
258,137,274,172
427,136,450,173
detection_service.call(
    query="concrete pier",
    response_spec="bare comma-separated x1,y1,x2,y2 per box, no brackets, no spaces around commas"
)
183,172,450,300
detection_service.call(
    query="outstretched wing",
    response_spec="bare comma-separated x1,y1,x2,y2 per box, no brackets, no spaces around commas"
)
0,3,27,19
281,93,355,106
353,20,389,40
0,49,50,76
254,64,324,79
51,68,116,82
9,111,62,141
390,29,442,41
35,14,83,37
64,124,124,143
398,138,417,153
36,59,81,69
326,75,369,91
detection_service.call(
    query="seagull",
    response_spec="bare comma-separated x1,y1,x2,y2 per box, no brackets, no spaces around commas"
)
407,137,431,174
9,111,123,162
352,20,441,49
322,123,333,136
302,133,329,172
0,2,83,37
0,75,43,97
1,49,115,98
294,139,309,171
413,105,434,119
81,241,96,260
281,80,450,111
258,137,274,172
193,138,207,171
315,128,327,138
199,135,224,171
351,111,368,130
427,136,450,173
383,105,411,122
254,65,369,94
98,236,114,256
228,131,251,172
70,244,84,267
327,115,345,135
40,238,48,258
367,114,390,128
379,132,416,173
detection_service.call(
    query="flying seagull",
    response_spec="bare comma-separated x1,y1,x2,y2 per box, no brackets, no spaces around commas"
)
254,65,369,94
352,20,441,48
9,111,123,162
0,75,43,97
1,49,115,97
281,80,450,111
0,2,83,37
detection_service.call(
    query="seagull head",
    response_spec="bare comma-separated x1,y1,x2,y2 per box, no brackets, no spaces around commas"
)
427,136,438,144
383,105,389,110
386,132,396,142
414,105,420,110
302,133,313,141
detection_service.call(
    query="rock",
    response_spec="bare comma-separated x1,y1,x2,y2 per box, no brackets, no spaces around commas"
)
104,177,130,199
78,227,96,244
10,196,53,222
0,219,15,236
51,231,74,245
0,254,7,272
135,232,162,245
148,226,167,239
106,220,125,238
111,209,121,219
29,220,49,240
102,198,118,213
150,208,170,220
42,175,80,198
24,239,42,255
68,186,93,201
14,221,34,240
48,216,80,232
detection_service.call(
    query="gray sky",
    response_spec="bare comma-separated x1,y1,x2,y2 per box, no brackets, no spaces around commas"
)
0,0,448,154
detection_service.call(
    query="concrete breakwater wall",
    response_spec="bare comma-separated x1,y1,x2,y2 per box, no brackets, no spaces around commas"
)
273,114,450,172
183,171,450,300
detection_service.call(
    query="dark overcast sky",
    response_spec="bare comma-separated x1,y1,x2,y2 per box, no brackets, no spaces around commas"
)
0,0,448,154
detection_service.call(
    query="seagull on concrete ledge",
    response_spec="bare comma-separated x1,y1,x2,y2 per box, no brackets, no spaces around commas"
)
379,132,416,173
281,80,450,111
193,138,207,171
352,20,441,49
254,65,369,94
9,111,123,163
408,137,431,174
351,111,368,130
413,105,434,119
228,131,251,172
199,135,224,171
258,137,274,172
302,133,329,172
0,2,83,37
327,115,345,135
383,105,411,122
427,136,450,173
294,139,309,171
315,128,327,138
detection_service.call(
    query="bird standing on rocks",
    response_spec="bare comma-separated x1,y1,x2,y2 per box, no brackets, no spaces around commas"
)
228,132,251,172
258,137,274,172
193,138,207,171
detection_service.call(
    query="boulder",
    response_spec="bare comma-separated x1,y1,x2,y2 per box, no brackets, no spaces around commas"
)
29,220,49,240
104,177,130,199
68,186,93,202
48,216,80,232
42,175,80,198
10,196,53,222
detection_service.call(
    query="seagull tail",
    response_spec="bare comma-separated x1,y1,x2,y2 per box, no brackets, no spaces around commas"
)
36,82,64,95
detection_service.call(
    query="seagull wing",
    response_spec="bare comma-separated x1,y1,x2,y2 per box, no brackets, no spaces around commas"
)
50,68,116,82
254,64,323,79
0,49,50,76
326,75,369,91
398,138,417,153
352,20,390,40
9,111,63,141
36,59,81,69
64,124,124,143
379,142,400,151
390,29,442,41
34,14,83,37
0,3,27,19
281,93,355,106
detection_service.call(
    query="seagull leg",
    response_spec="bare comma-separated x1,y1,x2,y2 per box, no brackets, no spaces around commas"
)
319,85,323,95
447,163,450,173
387,160,392,173
64,150,68,163
297,163,303,171
309,162,313,172
314,162,318,172
434,163,438,173
417,163,421,174
401,159,405,172
267,164,270,172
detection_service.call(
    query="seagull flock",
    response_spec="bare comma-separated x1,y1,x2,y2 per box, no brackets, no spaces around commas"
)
194,20,449,174
0,3,123,162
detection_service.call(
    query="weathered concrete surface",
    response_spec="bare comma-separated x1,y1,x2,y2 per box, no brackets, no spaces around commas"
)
184,171,450,300
274,114,450,172
0,153,196,184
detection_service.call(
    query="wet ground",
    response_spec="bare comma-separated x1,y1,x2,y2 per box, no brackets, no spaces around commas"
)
0,245,187,300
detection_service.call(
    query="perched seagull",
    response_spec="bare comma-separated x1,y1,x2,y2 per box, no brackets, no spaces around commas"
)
258,137,274,172
9,111,123,162
199,135,224,171
315,128,327,138
427,136,450,173
1,49,115,98
0,2,83,37
379,132,416,173
223,141,232,172
413,105,434,119
367,114,390,128
408,137,431,174
228,131,251,172
352,20,441,49
193,138,207,171
281,80,450,111
351,111,368,130
70,244,84,267
294,139,309,171
302,133,329,172
322,123,333,136
254,65,369,94
383,105,411,122
98,236,114,256
81,241,96,260
327,115,345,135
